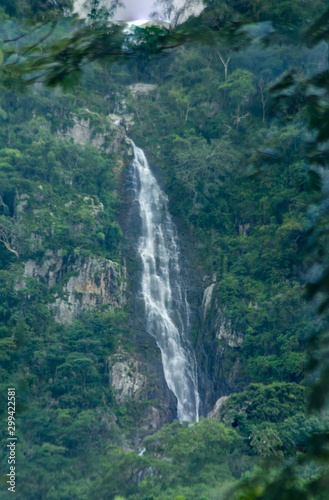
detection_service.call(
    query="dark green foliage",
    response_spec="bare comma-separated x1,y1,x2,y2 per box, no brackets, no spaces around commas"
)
222,4,329,499
1,0,74,20
217,383,328,459
95,419,249,500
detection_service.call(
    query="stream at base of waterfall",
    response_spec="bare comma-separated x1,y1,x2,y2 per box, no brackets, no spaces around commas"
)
130,141,199,422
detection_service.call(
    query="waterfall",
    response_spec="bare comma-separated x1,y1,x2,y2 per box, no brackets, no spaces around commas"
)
130,141,199,422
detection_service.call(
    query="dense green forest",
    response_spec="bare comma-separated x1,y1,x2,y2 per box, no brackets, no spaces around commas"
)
1,1,329,499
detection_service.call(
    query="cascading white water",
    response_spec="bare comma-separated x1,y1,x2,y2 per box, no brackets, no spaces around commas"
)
130,141,199,422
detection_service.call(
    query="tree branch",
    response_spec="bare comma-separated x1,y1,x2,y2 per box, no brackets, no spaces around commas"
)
0,229,19,259
3,21,50,43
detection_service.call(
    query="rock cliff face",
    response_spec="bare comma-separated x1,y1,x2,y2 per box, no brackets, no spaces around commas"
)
207,395,230,419
202,279,243,349
18,253,126,323
202,282,216,318
109,345,177,431
215,312,243,348
110,360,147,404
54,257,126,323
196,277,245,415
15,105,178,433
14,108,131,323
129,83,157,97
63,111,133,156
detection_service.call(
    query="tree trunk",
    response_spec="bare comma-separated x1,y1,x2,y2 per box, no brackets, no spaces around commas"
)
215,49,232,82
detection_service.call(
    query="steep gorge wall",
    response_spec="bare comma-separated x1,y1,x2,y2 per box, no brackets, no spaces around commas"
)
18,254,126,323
9,94,244,428
11,109,178,432
116,83,244,418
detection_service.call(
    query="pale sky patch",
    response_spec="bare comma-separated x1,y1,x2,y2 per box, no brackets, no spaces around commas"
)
73,0,204,23
73,0,156,21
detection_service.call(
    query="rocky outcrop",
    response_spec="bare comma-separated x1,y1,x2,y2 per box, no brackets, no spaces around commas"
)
19,253,126,323
129,83,157,97
110,360,147,404
202,282,216,318
208,395,230,419
109,348,177,432
16,193,29,215
108,112,135,131
54,257,126,323
196,278,245,414
215,312,243,348
202,277,243,348
62,111,133,157
104,84,158,132
21,250,64,287
141,406,169,431
64,117,96,146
